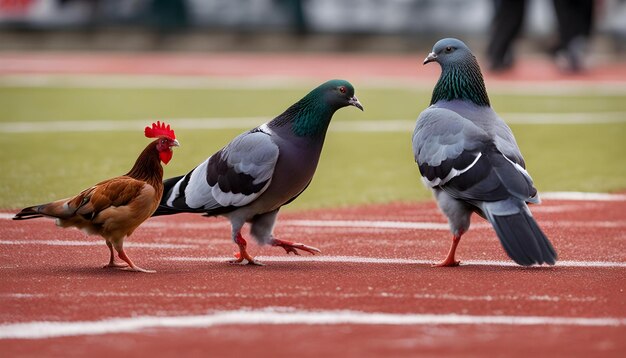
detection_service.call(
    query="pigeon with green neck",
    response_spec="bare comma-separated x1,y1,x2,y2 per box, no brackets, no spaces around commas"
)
413,38,557,267
154,79,363,265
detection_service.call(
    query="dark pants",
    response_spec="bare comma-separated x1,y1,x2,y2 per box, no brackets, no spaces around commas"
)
486,0,527,71
552,0,594,51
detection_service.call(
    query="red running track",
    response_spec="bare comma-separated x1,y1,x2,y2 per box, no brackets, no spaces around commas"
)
0,196,625,357
1,52,625,83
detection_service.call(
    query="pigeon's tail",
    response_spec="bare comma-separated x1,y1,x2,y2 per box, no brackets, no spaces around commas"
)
483,200,557,266
152,204,181,217
152,175,186,217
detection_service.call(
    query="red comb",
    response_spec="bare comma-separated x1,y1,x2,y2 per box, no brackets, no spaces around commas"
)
145,121,175,139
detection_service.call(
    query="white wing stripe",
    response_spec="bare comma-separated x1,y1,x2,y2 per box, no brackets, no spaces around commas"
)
425,152,482,187
501,154,533,181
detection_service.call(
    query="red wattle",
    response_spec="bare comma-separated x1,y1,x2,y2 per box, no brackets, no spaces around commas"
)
159,150,173,165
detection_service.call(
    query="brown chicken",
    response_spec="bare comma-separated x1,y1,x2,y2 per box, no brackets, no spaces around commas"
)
13,121,179,273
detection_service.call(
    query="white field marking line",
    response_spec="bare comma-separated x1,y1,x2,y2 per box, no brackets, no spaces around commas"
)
0,308,624,339
0,291,599,303
540,191,626,201
2,74,626,95
4,216,624,230
1,112,625,134
166,255,626,268
3,215,624,231
0,240,196,249
286,219,626,229
285,220,453,230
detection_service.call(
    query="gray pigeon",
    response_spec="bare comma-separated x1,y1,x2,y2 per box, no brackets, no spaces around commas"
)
412,38,557,266
154,79,363,265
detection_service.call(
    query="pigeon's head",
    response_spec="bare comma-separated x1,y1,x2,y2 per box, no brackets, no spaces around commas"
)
423,38,490,107
316,79,364,111
423,38,473,67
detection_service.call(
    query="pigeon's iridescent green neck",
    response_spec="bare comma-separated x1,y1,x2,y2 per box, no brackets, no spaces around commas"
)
430,57,491,107
292,95,335,138
270,90,336,139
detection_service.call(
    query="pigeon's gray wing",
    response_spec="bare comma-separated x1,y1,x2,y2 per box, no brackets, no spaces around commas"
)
413,107,536,203
160,128,279,214
491,116,527,169
413,107,490,188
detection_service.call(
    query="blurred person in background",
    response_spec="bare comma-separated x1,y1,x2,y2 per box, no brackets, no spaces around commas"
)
551,0,594,72
486,0,594,73
486,0,526,72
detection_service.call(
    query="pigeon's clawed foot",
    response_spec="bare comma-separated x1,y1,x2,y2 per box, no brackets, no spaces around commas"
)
432,234,461,268
229,252,265,266
229,232,264,266
271,239,321,256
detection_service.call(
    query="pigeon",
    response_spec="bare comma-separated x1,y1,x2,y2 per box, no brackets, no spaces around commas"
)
412,38,557,266
154,79,363,265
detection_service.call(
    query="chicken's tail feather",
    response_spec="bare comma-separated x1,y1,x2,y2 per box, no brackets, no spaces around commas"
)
12,206,44,220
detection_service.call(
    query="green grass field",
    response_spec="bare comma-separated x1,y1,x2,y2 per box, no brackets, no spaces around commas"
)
1,85,625,210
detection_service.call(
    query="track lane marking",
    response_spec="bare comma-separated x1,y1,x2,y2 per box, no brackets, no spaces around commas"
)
0,240,196,249
166,255,626,268
2,74,626,95
2,113,626,134
0,291,599,303
0,308,623,339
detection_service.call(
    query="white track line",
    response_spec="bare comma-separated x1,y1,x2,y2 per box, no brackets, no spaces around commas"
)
2,74,626,95
1,112,625,134
3,216,625,231
286,219,626,229
0,308,623,339
0,240,196,249
3,215,625,233
166,255,626,268
286,220,453,230
540,191,626,201
0,291,598,303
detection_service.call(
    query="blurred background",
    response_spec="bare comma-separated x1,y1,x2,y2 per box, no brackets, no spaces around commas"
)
1,0,625,211
0,0,624,58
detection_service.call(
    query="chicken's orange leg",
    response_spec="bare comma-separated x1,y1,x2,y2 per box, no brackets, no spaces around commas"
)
433,232,463,267
117,249,155,273
271,239,321,255
229,232,263,266
103,241,128,269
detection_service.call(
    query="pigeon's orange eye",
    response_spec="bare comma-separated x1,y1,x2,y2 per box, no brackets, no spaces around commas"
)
339,86,346,94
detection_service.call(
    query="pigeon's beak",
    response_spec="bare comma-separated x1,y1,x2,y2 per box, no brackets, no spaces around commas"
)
423,52,437,65
348,95,364,111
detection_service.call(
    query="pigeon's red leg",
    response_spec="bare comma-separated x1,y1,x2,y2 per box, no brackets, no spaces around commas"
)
117,249,156,273
271,238,321,256
102,241,128,269
432,232,463,267
230,232,264,266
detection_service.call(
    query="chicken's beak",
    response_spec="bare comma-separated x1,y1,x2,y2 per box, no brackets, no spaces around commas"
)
423,52,437,65
172,139,180,147
348,95,364,111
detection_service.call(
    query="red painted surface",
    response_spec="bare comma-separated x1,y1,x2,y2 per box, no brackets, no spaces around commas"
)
0,52,625,83
1,52,624,356
0,198,625,357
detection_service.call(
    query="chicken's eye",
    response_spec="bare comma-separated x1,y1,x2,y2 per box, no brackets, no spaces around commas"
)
339,86,346,94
